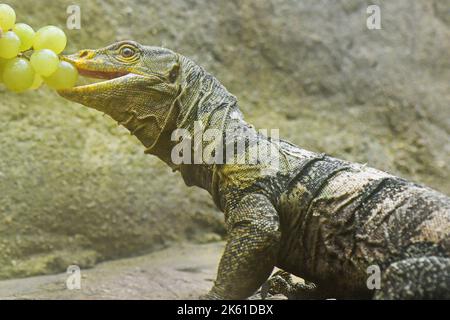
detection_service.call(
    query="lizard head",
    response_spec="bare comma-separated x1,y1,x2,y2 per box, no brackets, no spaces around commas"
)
58,40,182,151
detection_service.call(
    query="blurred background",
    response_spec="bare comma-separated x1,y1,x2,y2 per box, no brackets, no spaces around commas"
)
0,0,449,295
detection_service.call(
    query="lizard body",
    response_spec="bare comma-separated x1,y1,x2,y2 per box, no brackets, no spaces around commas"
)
58,41,450,299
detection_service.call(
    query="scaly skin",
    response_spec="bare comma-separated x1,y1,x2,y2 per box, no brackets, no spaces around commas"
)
58,41,450,299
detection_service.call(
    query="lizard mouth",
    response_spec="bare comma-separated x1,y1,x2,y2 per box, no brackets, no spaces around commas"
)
58,65,135,95
76,67,130,81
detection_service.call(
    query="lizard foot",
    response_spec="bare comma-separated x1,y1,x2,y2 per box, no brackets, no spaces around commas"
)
260,270,317,300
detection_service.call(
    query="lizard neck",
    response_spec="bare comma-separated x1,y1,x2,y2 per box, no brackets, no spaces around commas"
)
151,56,249,195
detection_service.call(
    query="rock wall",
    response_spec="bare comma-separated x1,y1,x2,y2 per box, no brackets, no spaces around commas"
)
0,0,448,279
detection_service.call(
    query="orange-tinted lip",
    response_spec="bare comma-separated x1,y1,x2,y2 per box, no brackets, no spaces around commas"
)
76,67,129,80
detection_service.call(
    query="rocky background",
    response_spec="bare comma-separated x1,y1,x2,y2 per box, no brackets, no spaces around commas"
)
0,0,449,279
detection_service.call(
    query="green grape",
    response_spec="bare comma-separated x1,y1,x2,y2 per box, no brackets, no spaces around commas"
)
44,61,78,89
30,49,59,76
0,4,16,32
2,57,35,92
30,73,43,90
0,31,21,59
13,23,35,51
33,26,67,54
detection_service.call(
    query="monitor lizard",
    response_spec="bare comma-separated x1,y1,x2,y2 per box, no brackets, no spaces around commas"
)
57,41,450,299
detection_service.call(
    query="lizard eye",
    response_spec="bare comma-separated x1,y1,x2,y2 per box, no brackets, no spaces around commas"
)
120,47,135,58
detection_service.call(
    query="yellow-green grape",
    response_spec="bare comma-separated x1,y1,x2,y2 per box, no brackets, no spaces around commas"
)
30,73,43,90
44,61,78,89
0,4,16,31
0,31,21,59
30,49,59,76
2,57,35,92
12,23,35,51
33,26,67,54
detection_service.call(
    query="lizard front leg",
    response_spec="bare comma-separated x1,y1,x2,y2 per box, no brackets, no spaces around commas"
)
204,194,281,300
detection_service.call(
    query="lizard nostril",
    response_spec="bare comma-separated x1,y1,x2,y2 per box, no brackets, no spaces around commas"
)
79,50,89,58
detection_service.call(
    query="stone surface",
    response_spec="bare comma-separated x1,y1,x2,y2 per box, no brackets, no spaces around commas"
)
0,243,224,299
0,0,449,279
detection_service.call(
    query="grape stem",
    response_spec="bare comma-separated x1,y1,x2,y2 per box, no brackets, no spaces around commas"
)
19,49,34,60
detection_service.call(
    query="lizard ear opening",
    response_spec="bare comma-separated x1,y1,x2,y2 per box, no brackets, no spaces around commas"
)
168,63,180,83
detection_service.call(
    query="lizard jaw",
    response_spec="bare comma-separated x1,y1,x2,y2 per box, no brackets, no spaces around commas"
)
57,63,133,94
57,73,141,96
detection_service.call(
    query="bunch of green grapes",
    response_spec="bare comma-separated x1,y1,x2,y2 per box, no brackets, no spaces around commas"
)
0,3,78,92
